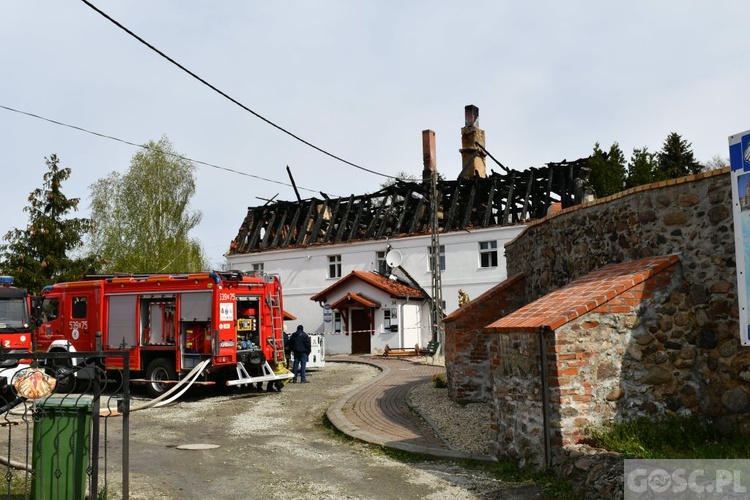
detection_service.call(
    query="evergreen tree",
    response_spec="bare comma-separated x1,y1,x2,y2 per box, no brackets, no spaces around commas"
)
655,132,703,180
625,147,656,189
588,142,626,198
89,136,207,273
0,155,98,292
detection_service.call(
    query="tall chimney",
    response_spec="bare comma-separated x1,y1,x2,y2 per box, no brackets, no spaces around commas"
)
422,129,437,182
459,104,487,179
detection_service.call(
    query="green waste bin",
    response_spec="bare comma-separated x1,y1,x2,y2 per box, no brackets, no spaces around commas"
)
31,394,94,500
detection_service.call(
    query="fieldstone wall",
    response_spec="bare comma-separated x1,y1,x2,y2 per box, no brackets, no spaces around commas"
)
502,169,747,436
443,275,526,403
505,169,734,306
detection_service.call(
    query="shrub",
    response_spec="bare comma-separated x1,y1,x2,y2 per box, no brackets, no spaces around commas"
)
432,373,447,388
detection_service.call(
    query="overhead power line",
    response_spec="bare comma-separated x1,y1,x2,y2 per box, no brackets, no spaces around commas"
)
79,0,394,180
0,104,322,194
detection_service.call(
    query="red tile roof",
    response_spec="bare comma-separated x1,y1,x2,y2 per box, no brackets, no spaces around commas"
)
331,292,380,310
486,254,680,332
310,270,425,303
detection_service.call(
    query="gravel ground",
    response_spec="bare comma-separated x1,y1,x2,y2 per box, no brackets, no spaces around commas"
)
5,361,542,499
409,382,495,457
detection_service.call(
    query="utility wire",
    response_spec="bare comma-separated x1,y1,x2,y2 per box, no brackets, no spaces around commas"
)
0,104,321,194
79,0,395,180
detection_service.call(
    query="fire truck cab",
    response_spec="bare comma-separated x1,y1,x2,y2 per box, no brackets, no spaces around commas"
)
0,276,33,389
36,270,292,397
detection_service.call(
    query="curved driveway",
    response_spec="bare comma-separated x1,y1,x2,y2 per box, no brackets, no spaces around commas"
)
326,355,496,462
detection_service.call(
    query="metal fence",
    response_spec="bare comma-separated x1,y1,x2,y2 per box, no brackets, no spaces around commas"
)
0,351,130,499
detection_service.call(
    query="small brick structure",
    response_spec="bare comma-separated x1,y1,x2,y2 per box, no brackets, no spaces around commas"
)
443,275,526,403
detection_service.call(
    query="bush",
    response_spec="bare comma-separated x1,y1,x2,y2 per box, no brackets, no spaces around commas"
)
432,373,447,388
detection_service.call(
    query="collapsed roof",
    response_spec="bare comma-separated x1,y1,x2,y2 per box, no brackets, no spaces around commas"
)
228,158,589,255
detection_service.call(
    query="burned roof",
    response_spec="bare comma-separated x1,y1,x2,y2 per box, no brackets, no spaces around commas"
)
229,158,589,255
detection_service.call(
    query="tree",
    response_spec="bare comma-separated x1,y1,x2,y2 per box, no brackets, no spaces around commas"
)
0,155,99,292
703,154,729,171
625,147,657,189
655,132,703,180
588,142,626,198
378,170,418,191
89,136,207,273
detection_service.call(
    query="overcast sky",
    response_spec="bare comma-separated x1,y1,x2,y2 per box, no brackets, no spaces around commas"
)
2,1,748,268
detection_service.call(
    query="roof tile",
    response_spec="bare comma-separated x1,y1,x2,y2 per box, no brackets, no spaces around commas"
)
487,254,680,332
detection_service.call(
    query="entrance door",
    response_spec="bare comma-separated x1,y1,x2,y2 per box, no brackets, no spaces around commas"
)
350,309,371,354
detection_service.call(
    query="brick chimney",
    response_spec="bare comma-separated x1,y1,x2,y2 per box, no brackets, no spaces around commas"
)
422,129,437,182
459,104,487,179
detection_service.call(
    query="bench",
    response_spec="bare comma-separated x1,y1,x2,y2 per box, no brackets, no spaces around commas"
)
382,343,420,357
418,340,440,356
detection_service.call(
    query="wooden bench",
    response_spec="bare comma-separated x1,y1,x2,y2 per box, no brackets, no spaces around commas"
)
418,340,440,356
382,343,420,357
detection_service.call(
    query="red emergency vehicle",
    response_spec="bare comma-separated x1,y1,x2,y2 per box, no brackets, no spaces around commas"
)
0,276,33,388
35,270,292,397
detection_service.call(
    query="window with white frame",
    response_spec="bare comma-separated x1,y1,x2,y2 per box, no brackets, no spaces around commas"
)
252,262,264,272
328,255,342,279
384,307,398,332
376,251,387,274
428,245,446,271
334,311,342,333
479,241,498,268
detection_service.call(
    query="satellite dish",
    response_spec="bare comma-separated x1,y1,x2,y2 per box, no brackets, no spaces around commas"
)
385,249,402,268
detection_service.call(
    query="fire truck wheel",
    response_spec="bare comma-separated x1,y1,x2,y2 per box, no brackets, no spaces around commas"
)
145,358,176,399
48,360,77,394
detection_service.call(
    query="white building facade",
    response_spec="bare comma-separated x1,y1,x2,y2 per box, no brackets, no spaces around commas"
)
226,224,524,354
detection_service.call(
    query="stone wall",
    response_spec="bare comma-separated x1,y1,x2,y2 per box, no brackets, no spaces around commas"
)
502,169,747,434
505,169,734,305
444,275,526,403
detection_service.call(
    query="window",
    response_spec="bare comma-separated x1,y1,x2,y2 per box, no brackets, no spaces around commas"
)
252,262,264,272
428,245,446,271
479,241,498,268
334,311,342,333
384,308,398,332
72,296,87,319
42,298,59,322
375,251,387,274
328,255,342,278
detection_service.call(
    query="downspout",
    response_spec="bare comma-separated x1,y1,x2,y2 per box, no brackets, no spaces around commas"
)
539,326,552,469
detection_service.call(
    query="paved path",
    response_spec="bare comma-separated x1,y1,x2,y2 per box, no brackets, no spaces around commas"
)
326,355,495,462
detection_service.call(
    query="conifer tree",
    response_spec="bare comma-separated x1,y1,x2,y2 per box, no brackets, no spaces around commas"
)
0,155,98,292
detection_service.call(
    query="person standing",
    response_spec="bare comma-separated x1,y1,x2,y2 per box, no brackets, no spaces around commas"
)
289,324,311,383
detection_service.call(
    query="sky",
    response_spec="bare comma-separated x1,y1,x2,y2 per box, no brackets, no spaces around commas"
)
2,1,749,269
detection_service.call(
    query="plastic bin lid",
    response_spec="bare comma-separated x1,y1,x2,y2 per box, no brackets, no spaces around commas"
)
33,394,95,410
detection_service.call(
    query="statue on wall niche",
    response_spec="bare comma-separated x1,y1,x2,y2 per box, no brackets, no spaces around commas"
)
458,289,470,307
574,166,596,204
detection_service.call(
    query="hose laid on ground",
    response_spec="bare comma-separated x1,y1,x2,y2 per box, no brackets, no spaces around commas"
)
129,359,211,412
0,360,212,471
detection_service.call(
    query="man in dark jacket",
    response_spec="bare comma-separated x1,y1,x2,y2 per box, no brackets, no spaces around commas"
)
289,324,311,383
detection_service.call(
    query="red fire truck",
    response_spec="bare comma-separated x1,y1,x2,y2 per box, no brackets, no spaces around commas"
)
0,276,33,389
35,270,292,397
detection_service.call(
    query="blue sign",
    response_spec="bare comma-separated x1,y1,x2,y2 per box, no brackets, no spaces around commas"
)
729,129,750,345
729,129,750,172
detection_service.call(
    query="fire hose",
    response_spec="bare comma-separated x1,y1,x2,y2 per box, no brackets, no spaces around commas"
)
0,359,211,472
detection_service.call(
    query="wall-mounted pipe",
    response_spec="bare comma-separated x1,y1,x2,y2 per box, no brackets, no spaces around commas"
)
539,326,552,469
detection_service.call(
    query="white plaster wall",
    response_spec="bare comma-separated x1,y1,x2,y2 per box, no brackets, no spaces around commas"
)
227,224,525,354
